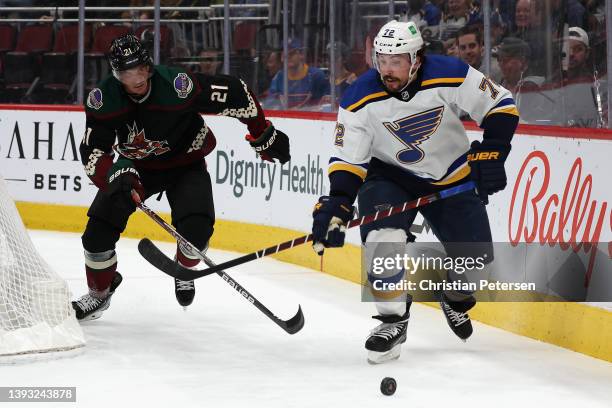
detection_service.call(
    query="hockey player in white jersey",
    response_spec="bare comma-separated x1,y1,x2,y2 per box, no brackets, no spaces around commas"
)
311,21,518,363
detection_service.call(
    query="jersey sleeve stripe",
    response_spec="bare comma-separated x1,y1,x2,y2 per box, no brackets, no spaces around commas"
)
485,97,519,117
346,91,390,112
486,106,519,117
328,162,368,180
420,77,465,87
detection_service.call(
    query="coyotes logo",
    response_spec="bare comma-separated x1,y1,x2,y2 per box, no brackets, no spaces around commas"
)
114,121,170,159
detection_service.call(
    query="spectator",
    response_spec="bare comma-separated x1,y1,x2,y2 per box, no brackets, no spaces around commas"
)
564,26,592,82
265,38,330,110
325,41,357,105
438,0,480,46
511,0,547,76
445,33,460,57
257,49,281,97
265,50,281,80
196,48,222,76
564,0,587,29
138,10,152,22
405,0,442,33
560,26,605,127
456,25,501,81
364,23,384,69
422,0,442,26
497,0,516,28
490,9,508,49
468,8,508,48
496,37,544,97
513,0,533,31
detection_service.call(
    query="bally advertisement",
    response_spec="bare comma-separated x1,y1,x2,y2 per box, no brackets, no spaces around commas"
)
0,107,610,308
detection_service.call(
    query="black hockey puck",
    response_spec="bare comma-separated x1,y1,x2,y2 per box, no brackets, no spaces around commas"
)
380,377,397,396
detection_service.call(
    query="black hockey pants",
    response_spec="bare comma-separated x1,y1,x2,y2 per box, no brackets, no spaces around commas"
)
82,160,214,253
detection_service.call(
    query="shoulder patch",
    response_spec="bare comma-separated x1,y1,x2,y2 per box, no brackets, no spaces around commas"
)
174,73,193,98
86,88,103,110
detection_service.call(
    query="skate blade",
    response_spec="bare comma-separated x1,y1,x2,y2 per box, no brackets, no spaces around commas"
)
79,312,103,322
79,307,108,321
367,345,402,365
454,327,473,342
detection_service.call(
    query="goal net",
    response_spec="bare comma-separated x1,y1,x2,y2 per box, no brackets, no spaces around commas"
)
0,175,84,358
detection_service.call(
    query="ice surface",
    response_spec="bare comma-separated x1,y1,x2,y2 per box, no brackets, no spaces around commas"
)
1,230,611,408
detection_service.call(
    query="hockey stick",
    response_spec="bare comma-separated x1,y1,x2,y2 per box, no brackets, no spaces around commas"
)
132,194,304,335
143,181,476,281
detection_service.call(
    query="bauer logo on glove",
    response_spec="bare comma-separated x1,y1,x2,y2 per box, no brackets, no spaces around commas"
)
107,158,145,210
467,151,500,161
245,121,290,164
108,166,139,183
467,139,511,204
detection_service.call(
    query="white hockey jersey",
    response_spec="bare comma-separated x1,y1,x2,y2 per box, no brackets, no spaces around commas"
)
329,55,518,186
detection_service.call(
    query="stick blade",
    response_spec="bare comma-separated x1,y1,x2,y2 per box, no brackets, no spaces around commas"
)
138,238,185,279
278,305,305,335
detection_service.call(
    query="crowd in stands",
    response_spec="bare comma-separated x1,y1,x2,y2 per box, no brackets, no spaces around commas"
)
403,0,607,127
0,0,607,127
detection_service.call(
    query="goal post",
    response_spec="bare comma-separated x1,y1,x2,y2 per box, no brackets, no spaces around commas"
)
0,175,85,358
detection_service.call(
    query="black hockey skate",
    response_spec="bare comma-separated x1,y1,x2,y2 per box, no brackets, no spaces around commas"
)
173,246,205,309
72,272,123,321
365,312,409,364
174,278,195,308
440,293,475,341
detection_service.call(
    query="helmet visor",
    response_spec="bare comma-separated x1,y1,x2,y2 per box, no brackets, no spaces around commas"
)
373,52,413,72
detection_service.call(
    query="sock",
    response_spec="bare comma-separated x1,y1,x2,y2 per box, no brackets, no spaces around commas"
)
85,249,117,298
176,245,200,269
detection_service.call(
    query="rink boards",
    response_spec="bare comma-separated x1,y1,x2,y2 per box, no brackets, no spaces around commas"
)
0,104,611,362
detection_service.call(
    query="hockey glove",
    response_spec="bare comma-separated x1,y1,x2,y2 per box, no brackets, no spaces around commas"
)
311,195,354,255
467,139,511,204
107,158,145,211
246,121,290,164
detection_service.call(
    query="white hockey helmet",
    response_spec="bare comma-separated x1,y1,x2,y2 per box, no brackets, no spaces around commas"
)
372,20,424,77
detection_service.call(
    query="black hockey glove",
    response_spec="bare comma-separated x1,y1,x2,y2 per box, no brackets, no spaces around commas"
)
311,195,354,255
246,121,290,164
107,158,145,211
467,139,511,204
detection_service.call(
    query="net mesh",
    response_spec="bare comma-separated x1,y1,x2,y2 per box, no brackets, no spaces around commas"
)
0,176,84,357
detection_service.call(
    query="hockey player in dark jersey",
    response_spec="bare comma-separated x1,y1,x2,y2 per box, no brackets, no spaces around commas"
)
311,21,518,363
73,34,290,321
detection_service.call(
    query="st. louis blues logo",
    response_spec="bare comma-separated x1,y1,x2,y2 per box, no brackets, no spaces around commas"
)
174,72,193,98
114,122,170,159
383,106,444,164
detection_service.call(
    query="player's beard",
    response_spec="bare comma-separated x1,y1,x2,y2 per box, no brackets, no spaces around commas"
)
382,75,408,93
